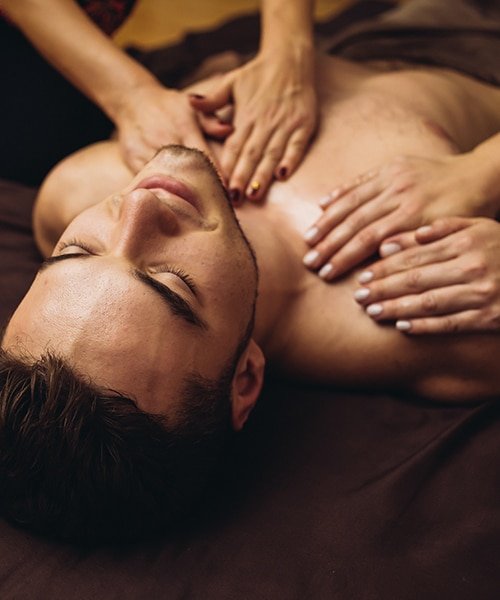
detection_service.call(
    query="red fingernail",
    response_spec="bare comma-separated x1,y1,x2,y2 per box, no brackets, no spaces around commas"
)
189,93,205,100
229,188,240,203
278,166,288,180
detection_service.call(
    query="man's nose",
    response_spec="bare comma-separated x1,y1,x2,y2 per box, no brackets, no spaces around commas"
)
112,188,178,259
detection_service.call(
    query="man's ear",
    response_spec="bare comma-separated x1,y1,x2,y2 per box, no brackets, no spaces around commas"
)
231,339,265,431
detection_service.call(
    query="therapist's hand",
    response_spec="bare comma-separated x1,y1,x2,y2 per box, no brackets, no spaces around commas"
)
115,82,226,173
190,50,317,202
353,217,500,334
303,154,497,280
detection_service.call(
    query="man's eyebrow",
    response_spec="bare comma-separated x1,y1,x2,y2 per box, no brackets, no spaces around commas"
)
39,254,207,330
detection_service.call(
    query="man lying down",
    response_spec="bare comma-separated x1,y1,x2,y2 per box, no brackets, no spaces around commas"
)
1,48,500,543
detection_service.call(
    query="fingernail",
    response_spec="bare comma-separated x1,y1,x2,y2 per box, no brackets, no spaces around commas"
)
189,93,205,99
278,166,288,180
248,187,260,200
303,250,320,266
319,263,334,279
304,226,319,242
319,188,340,207
358,270,374,284
354,288,370,301
229,188,240,203
417,225,432,235
396,320,412,331
380,242,401,257
366,303,383,316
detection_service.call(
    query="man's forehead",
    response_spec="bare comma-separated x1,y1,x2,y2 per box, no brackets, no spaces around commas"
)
3,267,200,414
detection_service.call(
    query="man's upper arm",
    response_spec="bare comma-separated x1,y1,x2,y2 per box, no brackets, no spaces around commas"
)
33,141,132,257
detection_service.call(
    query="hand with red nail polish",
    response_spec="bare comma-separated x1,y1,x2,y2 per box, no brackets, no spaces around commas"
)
189,0,318,203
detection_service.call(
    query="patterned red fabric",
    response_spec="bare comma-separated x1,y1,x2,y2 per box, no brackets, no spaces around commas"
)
79,0,136,35
0,0,136,35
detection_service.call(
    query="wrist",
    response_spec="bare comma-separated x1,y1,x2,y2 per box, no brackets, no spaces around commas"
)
101,72,160,122
258,43,315,81
467,145,500,216
260,34,314,62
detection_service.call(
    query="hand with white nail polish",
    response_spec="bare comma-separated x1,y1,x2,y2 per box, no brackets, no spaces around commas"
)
303,152,500,281
353,217,500,334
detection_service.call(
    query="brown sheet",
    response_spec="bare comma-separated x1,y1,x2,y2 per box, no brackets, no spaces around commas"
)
327,0,500,86
1,3,499,598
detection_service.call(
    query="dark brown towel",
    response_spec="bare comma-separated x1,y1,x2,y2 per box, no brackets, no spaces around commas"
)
1,3,499,599
327,0,500,85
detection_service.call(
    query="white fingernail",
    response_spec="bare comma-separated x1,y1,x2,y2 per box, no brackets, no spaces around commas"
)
396,320,412,331
319,263,334,279
303,250,320,266
358,271,374,284
367,303,383,316
417,226,432,235
380,242,402,257
320,188,341,207
354,288,370,301
304,226,319,242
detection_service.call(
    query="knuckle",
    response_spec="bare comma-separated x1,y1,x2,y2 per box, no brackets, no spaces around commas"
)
442,316,460,333
476,280,496,301
264,147,282,161
454,233,474,253
403,250,424,269
357,227,378,248
225,138,241,155
349,190,360,206
244,146,259,160
405,269,422,289
486,308,500,330
290,137,306,151
421,291,438,313
465,257,487,279
339,223,354,241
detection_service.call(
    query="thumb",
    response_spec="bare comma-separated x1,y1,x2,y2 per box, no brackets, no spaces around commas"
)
188,79,233,113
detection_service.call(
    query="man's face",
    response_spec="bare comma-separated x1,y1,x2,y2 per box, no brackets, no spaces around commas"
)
3,146,258,421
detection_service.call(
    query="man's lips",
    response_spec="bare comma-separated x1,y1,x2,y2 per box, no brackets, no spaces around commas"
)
133,175,201,214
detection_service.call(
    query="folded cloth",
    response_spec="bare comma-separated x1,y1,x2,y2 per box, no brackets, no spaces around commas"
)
325,0,500,86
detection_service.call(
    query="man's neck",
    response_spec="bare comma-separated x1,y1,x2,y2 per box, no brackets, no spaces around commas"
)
235,201,312,356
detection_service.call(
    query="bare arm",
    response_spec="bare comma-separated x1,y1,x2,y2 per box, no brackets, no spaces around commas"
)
2,0,154,120
33,141,131,257
2,0,213,171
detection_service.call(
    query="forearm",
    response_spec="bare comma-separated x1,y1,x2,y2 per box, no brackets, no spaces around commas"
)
468,131,500,217
259,0,315,59
2,0,158,122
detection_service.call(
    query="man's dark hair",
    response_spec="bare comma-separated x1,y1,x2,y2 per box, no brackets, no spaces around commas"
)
0,348,233,545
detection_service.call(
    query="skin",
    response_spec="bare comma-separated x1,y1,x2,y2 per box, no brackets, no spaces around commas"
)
5,54,500,412
190,0,317,202
352,217,500,334
2,0,316,186
304,125,500,334
4,146,265,429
